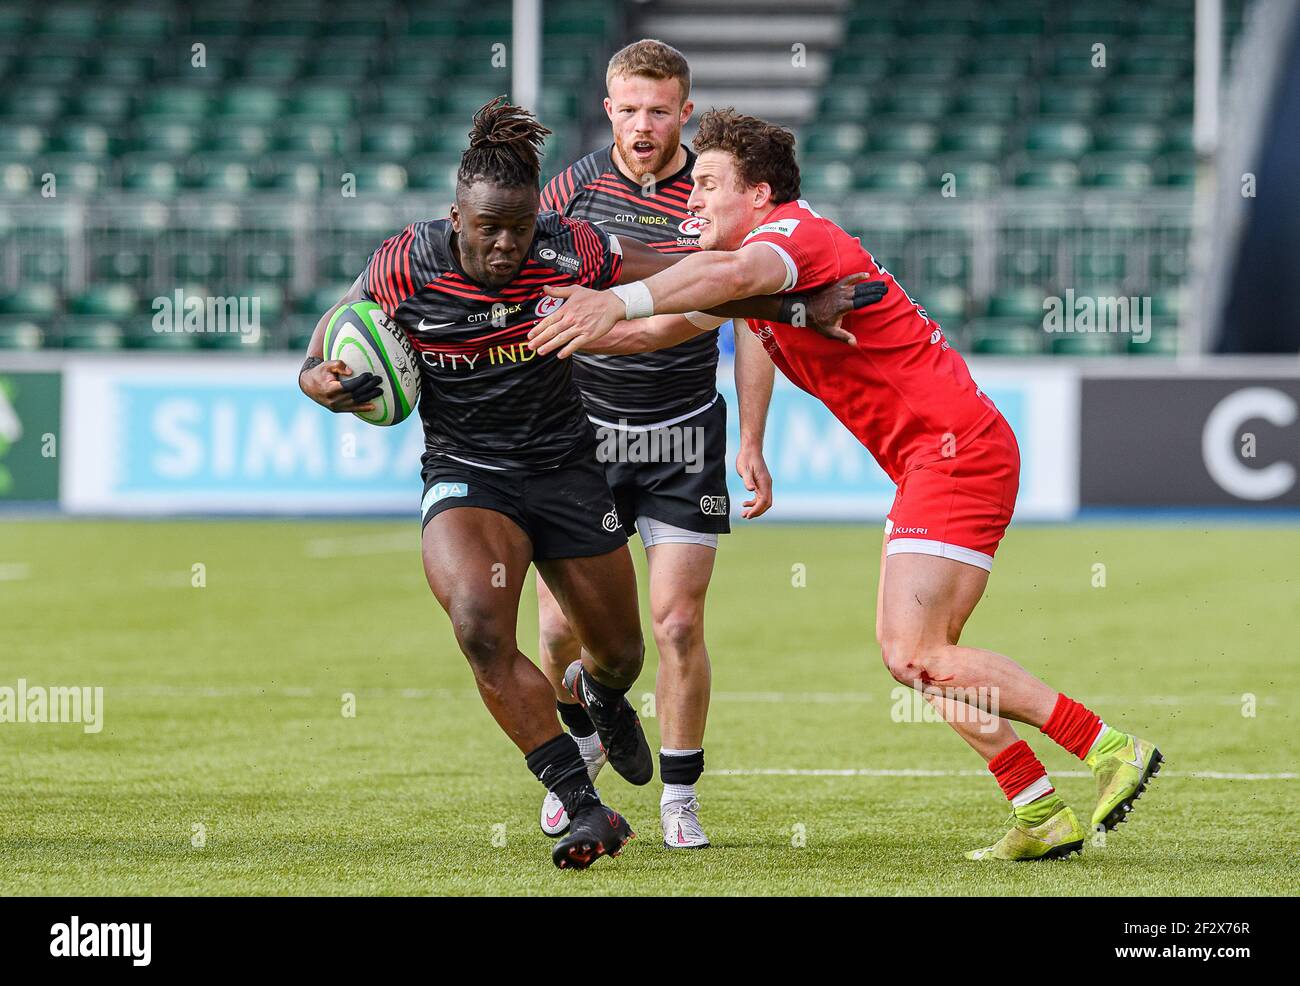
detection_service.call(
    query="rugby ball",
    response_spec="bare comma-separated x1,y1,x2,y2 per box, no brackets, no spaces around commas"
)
323,301,420,426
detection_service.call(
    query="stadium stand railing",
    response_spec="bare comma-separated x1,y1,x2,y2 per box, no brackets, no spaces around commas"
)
0,0,1251,356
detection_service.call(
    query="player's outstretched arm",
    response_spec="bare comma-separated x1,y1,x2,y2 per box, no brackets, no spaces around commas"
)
528,244,788,357
297,274,383,413
577,313,720,355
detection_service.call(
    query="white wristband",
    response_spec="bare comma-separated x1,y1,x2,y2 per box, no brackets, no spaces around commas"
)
611,281,655,320
684,311,726,330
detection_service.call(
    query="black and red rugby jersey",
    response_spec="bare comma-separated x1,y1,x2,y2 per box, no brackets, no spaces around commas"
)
360,213,622,470
541,144,717,425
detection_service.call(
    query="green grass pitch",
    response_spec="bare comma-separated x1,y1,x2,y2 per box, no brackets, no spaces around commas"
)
3,519,1296,896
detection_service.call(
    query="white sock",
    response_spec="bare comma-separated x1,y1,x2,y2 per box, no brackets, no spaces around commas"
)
660,747,702,806
1011,776,1056,808
662,783,695,805
574,731,603,764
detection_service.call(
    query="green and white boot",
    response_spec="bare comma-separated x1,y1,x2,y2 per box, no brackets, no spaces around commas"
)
1086,731,1164,831
965,795,1086,862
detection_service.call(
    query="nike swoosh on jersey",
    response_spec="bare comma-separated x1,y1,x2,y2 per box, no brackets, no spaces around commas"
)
418,319,456,330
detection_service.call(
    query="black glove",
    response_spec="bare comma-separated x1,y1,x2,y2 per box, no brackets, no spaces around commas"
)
778,280,888,324
339,371,383,404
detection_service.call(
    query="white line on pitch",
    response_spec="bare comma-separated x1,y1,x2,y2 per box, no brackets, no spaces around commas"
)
714,768,1297,781
0,562,31,581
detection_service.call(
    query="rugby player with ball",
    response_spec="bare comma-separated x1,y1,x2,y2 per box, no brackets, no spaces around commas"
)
297,99,882,869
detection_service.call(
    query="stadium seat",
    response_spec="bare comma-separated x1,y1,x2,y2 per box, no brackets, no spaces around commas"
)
120,158,180,195
258,159,324,194
89,52,155,85
868,123,938,155
1039,84,1103,116
0,87,64,123
1013,160,1081,188
882,86,951,120
1048,331,1119,355
1093,122,1163,155
1024,121,1091,157
857,160,928,195
952,87,1019,118
406,156,462,195
1129,324,1180,355
803,124,866,158
70,89,134,124
22,53,87,84
818,86,875,121
138,87,209,120
965,51,1034,82
940,122,1007,157
60,320,125,351
0,124,46,155
104,8,172,42
289,87,356,121
69,284,137,318
934,160,1001,196
0,323,46,350
969,324,1042,355
796,161,856,199
133,121,202,156
832,54,891,83
238,49,304,81
0,284,60,317
361,123,420,157
1104,85,1175,118
37,6,100,40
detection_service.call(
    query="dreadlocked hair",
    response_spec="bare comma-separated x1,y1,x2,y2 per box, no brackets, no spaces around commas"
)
456,97,551,193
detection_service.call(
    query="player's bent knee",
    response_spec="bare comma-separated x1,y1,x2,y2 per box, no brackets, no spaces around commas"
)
591,633,645,682
652,610,704,661
537,609,580,662
450,605,515,670
879,636,929,686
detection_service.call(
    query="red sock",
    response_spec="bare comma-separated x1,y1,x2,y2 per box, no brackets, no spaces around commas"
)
987,740,1054,804
1040,693,1104,760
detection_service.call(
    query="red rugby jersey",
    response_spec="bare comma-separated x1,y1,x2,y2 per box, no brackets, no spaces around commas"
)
741,198,998,484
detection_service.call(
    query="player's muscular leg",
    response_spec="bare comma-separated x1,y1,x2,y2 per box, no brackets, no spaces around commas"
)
877,551,1058,731
535,573,582,699
422,507,559,753
874,539,1019,761
646,541,715,749
535,546,644,689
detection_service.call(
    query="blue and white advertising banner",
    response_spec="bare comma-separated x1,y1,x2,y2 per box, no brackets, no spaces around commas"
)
61,357,1077,520
63,358,426,515
717,360,1078,521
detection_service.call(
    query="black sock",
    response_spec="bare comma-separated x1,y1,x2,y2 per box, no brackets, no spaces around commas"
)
557,699,596,738
577,667,629,709
525,733,601,816
660,748,705,786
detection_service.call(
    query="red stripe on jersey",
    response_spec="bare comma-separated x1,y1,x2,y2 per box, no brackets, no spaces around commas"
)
559,217,598,279
426,279,499,304
371,238,396,312
399,226,414,300
584,179,693,218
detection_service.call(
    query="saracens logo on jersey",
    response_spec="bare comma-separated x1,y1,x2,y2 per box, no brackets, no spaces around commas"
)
535,295,565,318
678,217,705,237
538,247,581,273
